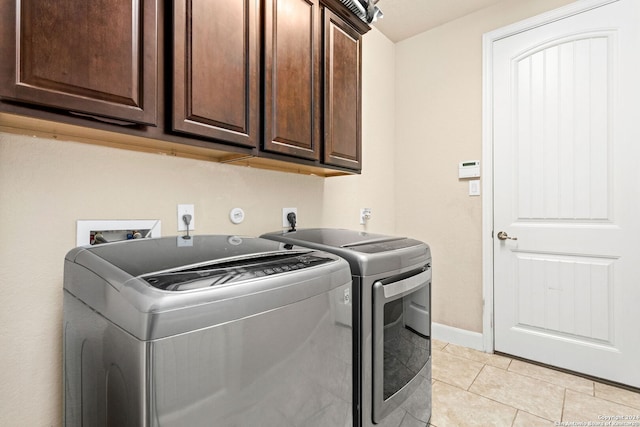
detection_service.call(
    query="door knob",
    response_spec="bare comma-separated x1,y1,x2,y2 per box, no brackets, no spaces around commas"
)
497,231,517,241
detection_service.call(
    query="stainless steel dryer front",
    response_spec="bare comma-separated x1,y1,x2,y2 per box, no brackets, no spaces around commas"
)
63,235,353,426
262,228,432,427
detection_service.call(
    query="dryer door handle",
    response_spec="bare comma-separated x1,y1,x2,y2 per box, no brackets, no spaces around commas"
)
378,268,431,300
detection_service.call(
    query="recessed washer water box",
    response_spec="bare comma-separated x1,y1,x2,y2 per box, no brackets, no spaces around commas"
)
76,219,161,246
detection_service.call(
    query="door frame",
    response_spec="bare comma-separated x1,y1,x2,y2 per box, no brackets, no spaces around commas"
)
480,0,619,353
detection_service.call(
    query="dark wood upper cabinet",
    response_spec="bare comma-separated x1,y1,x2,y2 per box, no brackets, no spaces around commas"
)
0,0,158,125
263,0,321,161
172,0,259,148
0,0,369,174
323,8,362,170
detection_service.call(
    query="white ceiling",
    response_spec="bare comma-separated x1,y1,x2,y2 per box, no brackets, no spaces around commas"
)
372,0,504,42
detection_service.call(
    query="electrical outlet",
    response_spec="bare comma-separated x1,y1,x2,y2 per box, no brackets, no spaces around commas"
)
360,208,372,225
177,204,195,231
282,207,297,228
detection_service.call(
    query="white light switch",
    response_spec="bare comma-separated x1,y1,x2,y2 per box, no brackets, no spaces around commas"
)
469,180,480,196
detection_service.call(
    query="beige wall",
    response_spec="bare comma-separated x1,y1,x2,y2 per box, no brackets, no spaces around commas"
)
394,0,574,333
323,27,396,234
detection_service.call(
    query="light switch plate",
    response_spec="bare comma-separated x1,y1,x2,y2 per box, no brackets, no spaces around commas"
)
469,180,481,196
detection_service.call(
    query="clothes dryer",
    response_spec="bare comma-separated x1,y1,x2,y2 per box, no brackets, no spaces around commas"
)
262,228,432,427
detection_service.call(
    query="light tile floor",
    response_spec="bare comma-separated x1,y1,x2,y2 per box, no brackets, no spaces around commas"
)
430,339,640,426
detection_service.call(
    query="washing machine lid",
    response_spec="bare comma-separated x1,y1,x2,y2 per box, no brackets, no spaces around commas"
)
261,228,431,276
64,235,352,340
69,235,295,278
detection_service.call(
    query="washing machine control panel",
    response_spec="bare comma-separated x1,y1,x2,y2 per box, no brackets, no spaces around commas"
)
143,252,333,291
347,238,423,254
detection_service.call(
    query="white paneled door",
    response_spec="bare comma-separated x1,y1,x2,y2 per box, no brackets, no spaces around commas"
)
492,0,640,387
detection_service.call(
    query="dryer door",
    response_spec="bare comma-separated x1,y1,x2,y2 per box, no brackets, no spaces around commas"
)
371,265,431,423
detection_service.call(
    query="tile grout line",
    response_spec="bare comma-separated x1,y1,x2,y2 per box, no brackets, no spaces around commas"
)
436,372,557,424
465,364,562,422
467,361,487,391
441,344,513,371
508,373,594,395
459,381,552,422
477,357,577,395
560,387,567,423
504,362,595,397
509,409,519,427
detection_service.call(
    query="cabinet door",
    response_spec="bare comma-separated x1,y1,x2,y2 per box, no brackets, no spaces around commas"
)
264,0,321,160
323,10,362,170
172,0,258,148
0,0,157,125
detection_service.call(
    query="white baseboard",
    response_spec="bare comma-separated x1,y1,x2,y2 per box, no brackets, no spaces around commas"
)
432,322,484,351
